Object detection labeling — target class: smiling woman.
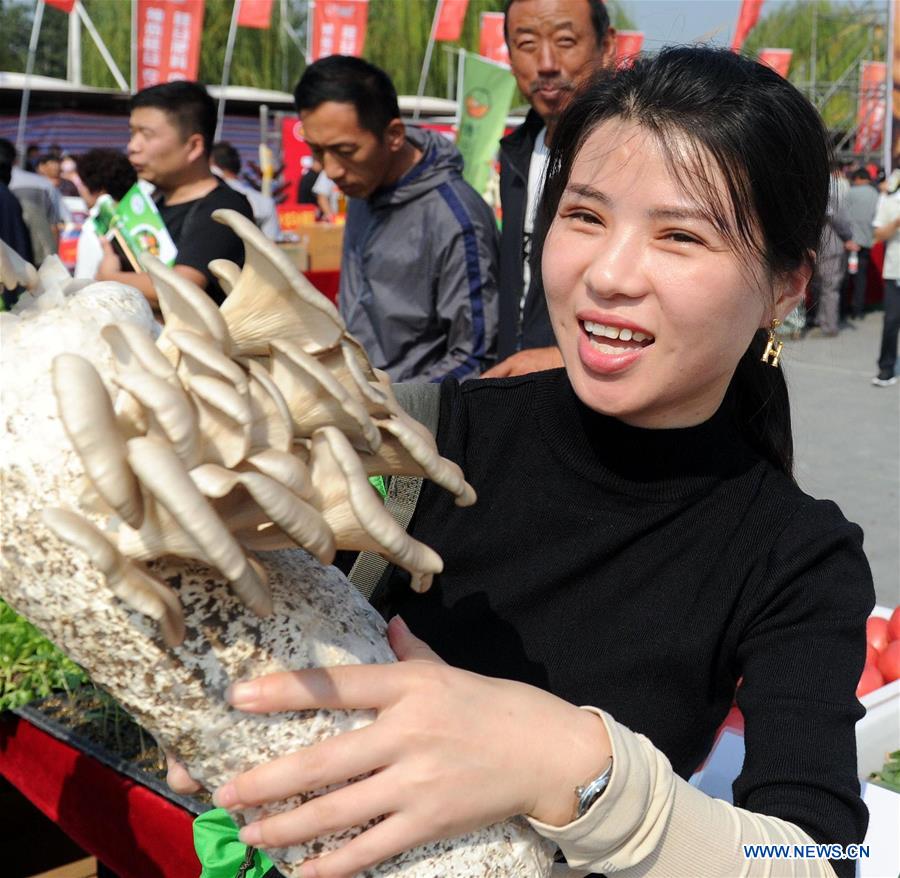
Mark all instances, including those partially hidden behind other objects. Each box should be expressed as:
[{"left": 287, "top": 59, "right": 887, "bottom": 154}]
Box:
[{"left": 188, "top": 48, "right": 874, "bottom": 878}]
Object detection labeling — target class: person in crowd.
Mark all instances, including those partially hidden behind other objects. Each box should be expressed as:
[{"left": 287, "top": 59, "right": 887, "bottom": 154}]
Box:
[
  {"left": 36, "top": 152, "right": 79, "bottom": 197},
  {"left": 844, "top": 167, "right": 879, "bottom": 320},
  {"left": 0, "top": 150, "right": 33, "bottom": 263},
  {"left": 484, "top": 0, "right": 616, "bottom": 378},
  {"left": 297, "top": 155, "right": 321, "bottom": 206},
  {"left": 210, "top": 141, "right": 280, "bottom": 240},
  {"left": 294, "top": 55, "right": 499, "bottom": 382},
  {"left": 73, "top": 148, "right": 137, "bottom": 279},
  {"left": 811, "top": 163, "right": 852, "bottom": 337},
  {"left": 871, "top": 176, "right": 900, "bottom": 386},
  {"left": 171, "top": 48, "right": 873, "bottom": 878},
  {"left": 24, "top": 143, "right": 40, "bottom": 173},
  {"left": 1, "top": 137, "right": 64, "bottom": 265},
  {"left": 59, "top": 153, "right": 83, "bottom": 198},
  {"left": 312, "top": 170, "right": 340, "bottom": 222},
  {"left": 96, "top": 80, "right": 254, "bottom": 307}
]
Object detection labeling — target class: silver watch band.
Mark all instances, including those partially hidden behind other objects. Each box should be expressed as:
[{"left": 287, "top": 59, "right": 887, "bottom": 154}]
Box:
[{"left": 574, "top": 756, "right": 614, "bottom": 819}]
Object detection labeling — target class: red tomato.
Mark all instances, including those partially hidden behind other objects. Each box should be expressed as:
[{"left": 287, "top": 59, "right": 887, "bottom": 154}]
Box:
[
  {"left": 857, "top": 663, "right": 884, "bottom": 697},
  {"left": 865, "top": 643, "right": 879, "bottom": 666},
  {"left": 866, "top": 616, "right": 890, "bottom": 653},
  {"left": 888, "top": 605, "right": 900, "bottom": 642},
  {"left": 877, "top": 640, "right": 900, "bottom": 683}
]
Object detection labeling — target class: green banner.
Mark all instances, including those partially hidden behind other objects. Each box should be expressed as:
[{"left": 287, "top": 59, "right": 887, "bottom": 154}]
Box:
[
  {"left": 456, "top": 52, "right": 518, "bottom": 196},
  {"left": 94, "top": 182, "right": 178, "bottom": 269}
]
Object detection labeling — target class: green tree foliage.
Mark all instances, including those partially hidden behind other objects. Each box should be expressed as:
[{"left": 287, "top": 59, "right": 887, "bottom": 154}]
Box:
[
  {"left": 3, "top": 0, "right": 635, "bottom": 98},
  {"left": 743, "top": 0, "right": 886, "bottom": 130}
]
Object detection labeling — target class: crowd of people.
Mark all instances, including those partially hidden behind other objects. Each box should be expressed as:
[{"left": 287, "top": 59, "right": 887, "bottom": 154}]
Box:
[{"left": 0, "top": 0, "right": 892, "bottom": 875}]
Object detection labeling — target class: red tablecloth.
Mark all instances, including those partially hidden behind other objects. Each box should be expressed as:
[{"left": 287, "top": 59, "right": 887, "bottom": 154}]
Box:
[
  {"left": 304, "top": 270, "right": 339, "bottom": 305},
  {"left": 0, "top": 713, "right": 199, "bottom": 878}
]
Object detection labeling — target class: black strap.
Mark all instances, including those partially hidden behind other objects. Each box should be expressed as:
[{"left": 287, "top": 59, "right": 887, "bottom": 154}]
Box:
[{"left": 347, "top": 382, "right": 441, "bottom": 600}]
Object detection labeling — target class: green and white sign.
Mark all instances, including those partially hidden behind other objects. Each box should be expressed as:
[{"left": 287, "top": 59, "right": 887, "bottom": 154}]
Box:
[{"left": 456, "top": 52, "right": 518, "bottom": 196}]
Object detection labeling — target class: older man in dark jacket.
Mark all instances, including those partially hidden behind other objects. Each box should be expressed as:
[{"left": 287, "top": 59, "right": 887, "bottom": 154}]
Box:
[{"left": 485, "top": 0, "right": 615, "bottom": 377}]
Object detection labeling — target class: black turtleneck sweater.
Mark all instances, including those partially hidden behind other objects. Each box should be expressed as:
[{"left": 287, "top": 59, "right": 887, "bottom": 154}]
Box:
[{"left": 372, "top": 370, "right": 874, "bottom": 876}]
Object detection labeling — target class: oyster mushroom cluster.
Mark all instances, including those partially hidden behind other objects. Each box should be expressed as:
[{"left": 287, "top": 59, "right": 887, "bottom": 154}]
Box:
[{"left": 43, "top": 209, "right": 476, "bottom": 648}]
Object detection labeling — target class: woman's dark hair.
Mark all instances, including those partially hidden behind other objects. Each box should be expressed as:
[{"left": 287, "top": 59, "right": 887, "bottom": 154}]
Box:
[
  {"left": 536, "top": 46, "right": 832, "bottom": 479},
  {"left": 130, "top": 80, "right": 216, "bottom": 156},
  {"left": 76, "top": 149, "right": 137, "bottom": 201},
  {"left": 294, "top": 56, "right": 400, "bottom": 138}
]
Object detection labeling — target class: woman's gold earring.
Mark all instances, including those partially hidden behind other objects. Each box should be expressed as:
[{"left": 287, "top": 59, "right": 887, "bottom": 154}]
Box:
[{"left": 760, "top": 319, "right": 783, "bottom": 368}]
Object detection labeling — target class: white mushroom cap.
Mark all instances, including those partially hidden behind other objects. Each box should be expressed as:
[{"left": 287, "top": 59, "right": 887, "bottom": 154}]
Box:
[
  {"left": 190, "top": 463, "right": 335, "bottom": 564},
  {"left": 168, "top": 329, "right": 249, "bottom": 396},
  {"left": 126, "top": 436, "right": 272, "bottom": 616},
  {"left": 309, "top": 427, "right": 442, "bottom": 592},
  {"left": 212, "top": 208, "right": 345, "bottom": 356},
  {"left": 101, "top": 322, "right": 178, "bottom": 384},
  {"left": 269, "top": 338, "right": 380, "bottom": 452},
  {"left": 52, "top": 353, "right": 144, "bottom": 529},
  {"left": 243, "top": 358, "right": 293, "bottom": 454},
  {"left": 365, "top": 416, "right": 476, "bottom": 507},
  {"left": 208, "top": 259, "right": 241, "bottom": 296},
  {"left": 42, "top": 508, "right": 185, "bottom": 646},
  {"left": 111, "top": 370, "right": 200, "bottom": 466},
  {"left": 0, "top": 238, "right": 39, "bottom": 291},
  {"left": 143, "top": 256, "right": 231, "bottom": 356},
  {"left": 186, "top": 374, "right": 252, "bottom": 468}
]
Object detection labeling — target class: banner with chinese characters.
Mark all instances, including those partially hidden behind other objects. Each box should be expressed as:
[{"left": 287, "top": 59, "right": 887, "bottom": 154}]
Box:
[
  {"left": 237, "top": 0, "right": 274, "bottom": 29},
  {"left": 855, "top": 61, "right": 886, "bottom": 154},
  {"left": 757, "top": 48, "right": 792, "bottom": 78},
  {"left": 310, "top": 0, "right": 369, "bottom": 61},
  {"left": 731, "top": 0, "right": 764, "bottom": 52},
  {"left": 478, "top": 11, "right": 509, "bottom": 65},
  {"left": 136, "top": 0, "right": 205, "bottom": 91},
  {"left": 615, "top": 31, "right": 643, "bottom": 68},
  {"left": 456, "top": 53, "right": 517, "bottom": 195}
]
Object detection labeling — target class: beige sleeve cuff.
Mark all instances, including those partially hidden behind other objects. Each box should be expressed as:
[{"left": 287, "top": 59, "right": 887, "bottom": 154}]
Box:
[{"left": 528, "top": 708, "right": 838, "bottom": 877}]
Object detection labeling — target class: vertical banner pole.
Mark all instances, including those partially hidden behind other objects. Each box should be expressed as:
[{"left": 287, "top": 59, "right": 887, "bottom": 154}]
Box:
[
  {"left": 216, "top": 0, "right": 242, "bottom": 141},
  {"left": 455, "top": 47, "right": 465, "bottom": 131},
  {"left": 16, "top": 0, "right": 45, "bottom": 165},
  {"left": 414, "top": 0, "right": 443, "bottom": 121},
  {"left": 131, "top": 0, "right": 138, "bottom": 93},
  {"left": 306, "top": 0, "right": 314, "bottom": 63}
]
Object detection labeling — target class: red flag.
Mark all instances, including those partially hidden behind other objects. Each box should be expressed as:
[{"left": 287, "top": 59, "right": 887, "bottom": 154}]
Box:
[
  {"left": 310, "top": 0, "right": 369, "bottom": 60},
  {"left": 854, "top": 61, "right": 886, "bottom": 154},
  {"left": 757, "top": 48, "right": 792, "bottom": 78},
  {"left": 136, "top": 0, "right": 205, "bottom": 91},
  {"left": 435, "top": 0, "right": 468, "bottom": 42},
  {"left": 237, "top": 0, "right": 273, "bottom": 29},
  {"left": 478, "top": 11, "right": 509, "bottom": 65},
  {"left": 45, "top": 0, "right": 76, "bottom": 11},
  {"left": 615, "top": 31, "right": 643, "bottom": 69},
  {"left": 731, "top": 0, "right": 764, "bottom": 52}
]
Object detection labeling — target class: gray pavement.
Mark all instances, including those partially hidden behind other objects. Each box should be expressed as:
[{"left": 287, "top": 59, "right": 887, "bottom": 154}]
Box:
[{"left": 783, "top": 314, "right": 899, "bottom": 608}]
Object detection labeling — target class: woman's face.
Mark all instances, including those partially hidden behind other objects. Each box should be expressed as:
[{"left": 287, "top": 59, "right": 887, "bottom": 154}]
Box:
[{"left": 543, "top": 119, "right": 800, "bottom": 428}]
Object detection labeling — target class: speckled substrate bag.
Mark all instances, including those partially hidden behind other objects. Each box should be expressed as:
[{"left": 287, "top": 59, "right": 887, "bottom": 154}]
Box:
[{"left": 0, "top": 226, "right": 554, "bottom": 878}]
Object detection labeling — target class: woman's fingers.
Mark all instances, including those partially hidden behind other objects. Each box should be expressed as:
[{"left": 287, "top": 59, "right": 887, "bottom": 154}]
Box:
[
  {"left": 227, "top": 664, "right": 403, "bottom": 713},
  {"left": 387, "top": 615, "right": 444, "bottom": 664},
  {"left": 239, "top": 773, "right": 393, "bottom": 850},
  {"left": 214, "top": 724, "right": 390, "bottom": 810},
  {"left": 294, "top": 814, "right": 430, "bottom": 878}
]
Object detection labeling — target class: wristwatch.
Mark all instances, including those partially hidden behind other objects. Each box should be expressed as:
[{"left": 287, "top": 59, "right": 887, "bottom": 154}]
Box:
[{"left": 574, "top": 757, "right": 614, "bottom": 820}]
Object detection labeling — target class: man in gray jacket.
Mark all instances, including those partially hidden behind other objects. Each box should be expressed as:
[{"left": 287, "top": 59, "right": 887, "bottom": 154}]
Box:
[{"left": 294, "top": 56, "right": 499, "bottom": 382}]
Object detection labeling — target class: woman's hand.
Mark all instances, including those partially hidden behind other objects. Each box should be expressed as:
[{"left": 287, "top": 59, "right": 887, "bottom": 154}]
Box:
[{"left": 214, "top": 616, "right": 610, "bottom": 877}]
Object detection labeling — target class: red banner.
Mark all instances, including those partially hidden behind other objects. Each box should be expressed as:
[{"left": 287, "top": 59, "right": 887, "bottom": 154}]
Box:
[
  {"left": 615, "top": 31, "right": 643, "bottom": 69},
  {"left": 310, "top": 0, "right": 369, "bottom": 61},
  {"left": 478, "top": 11, "right": 509, "bottom": 65},
  {"left": 136, "top": 0, "right": 205, "bottom": 91},
  {"left": 731, "top": 0, "right": 764, "bottom": 52},
  {"left": 435, "top": 0, "right": 468, "bottom": 42},
  {"left": 757, "top": 48, "right": 792, "bottom": 78},
  {"left": 45, "top": 0, "right": 76, "bottom": 12},
  {"left": 855, "top": 61, "right": 887, "bottom": 154},
  {"left": 237, "top": 0, "right": 273, "bottom": 29}
]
